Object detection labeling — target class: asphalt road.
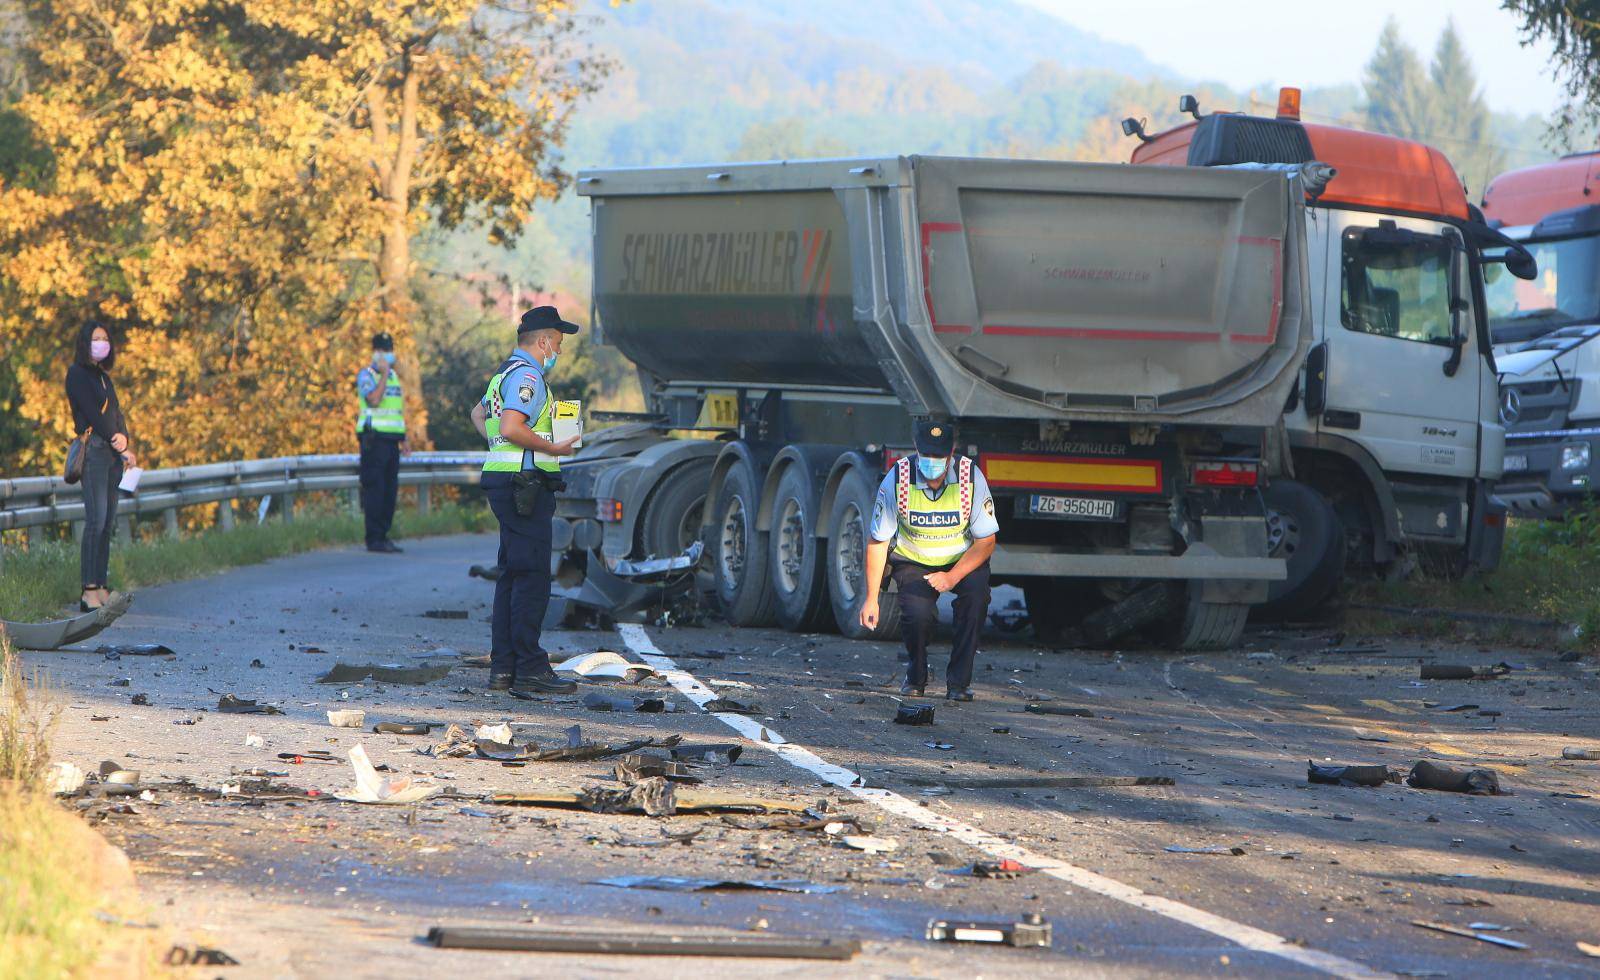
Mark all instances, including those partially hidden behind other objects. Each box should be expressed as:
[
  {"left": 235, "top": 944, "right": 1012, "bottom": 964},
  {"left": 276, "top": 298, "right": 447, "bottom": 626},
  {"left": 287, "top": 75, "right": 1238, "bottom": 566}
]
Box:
[{"left": 24, "top": 533, "right": 1600, "bottom": 978}]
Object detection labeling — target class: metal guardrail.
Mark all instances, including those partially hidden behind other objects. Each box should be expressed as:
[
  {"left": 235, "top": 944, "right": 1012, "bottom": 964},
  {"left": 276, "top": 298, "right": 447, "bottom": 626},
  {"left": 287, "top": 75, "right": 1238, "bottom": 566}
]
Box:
[{"left": 0, "top": 452, "right": 491, "bottom": 550}]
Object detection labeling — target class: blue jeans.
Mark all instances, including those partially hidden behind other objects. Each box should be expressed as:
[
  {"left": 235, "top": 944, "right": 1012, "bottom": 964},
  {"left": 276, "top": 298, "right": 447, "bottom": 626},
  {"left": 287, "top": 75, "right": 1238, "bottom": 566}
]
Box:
[
  {"left": 483, "top": 475, "right": 556, "bottom": 680},
  {"left": 79, "top": 436, "right": 123, "bottom": 589}
]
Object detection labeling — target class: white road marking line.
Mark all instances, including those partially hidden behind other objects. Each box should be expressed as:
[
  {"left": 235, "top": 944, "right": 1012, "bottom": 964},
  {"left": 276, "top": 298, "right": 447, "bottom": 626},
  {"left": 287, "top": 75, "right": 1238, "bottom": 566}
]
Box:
[{"left": 619, "top": 624, "right": 1390, "bottom": 980}]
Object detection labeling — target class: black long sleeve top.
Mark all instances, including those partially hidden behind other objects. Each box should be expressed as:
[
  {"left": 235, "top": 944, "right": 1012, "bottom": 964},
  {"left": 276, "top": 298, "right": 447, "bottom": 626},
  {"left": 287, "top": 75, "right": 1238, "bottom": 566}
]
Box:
[{"left": 65, "top": 363, "right": 126, "bottom": 443}]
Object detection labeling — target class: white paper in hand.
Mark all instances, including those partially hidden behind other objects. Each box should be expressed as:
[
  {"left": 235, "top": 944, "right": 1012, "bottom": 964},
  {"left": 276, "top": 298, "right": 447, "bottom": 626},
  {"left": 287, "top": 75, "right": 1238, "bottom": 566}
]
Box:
[{"left": 118, "top": 467, "right": 142, "bottom": 494}]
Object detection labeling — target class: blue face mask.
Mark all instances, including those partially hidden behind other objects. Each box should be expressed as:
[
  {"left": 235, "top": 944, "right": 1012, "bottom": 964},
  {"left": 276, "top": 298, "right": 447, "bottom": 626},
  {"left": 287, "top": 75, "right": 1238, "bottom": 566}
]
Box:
[
  {"left": 917, "top": 454, "right": 948, "bottom": 481},
  {"left": 541, "top": 351, "right": 559, "bottom": 372},
  {"left": 380, "top": 351, "right": 396, "bottom": 366}
]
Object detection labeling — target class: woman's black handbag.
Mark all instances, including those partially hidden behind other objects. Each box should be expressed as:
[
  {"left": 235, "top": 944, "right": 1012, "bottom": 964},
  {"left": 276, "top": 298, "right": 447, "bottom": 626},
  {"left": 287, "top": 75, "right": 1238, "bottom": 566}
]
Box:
[{"left": 63, "top": 428, "right": 92, "bottom": 484}]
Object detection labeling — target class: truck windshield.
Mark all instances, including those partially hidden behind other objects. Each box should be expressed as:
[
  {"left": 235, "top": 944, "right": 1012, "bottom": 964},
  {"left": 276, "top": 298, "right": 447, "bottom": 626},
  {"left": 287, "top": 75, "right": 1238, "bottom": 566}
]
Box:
[
  {"left": 1487, "top": 234, "right": 1600, "bottom": 345},
  {"left": 1340, "top": 229, "right": 1455, "bottom": 346}
]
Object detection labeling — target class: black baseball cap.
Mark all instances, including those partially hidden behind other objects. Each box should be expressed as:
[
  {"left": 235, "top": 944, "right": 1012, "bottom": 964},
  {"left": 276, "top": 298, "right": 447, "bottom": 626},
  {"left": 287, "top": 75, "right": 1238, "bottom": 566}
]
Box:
[
  {"left": 371, "top": 332, "right": 395, "bottom": 351},
  {"left": 518, "top": 305, "right": 580, "bottom": 335},
  {"left": 913, "top": 420, "right": 955, "bottom": 457}
]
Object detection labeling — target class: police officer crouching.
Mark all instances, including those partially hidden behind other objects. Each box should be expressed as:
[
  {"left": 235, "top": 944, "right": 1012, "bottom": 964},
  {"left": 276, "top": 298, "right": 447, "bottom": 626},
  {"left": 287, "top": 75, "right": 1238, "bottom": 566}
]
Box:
[
  {"left": 356, "top": 332, "right": 409, "bottom": 553},
  {"left": 859, "top": 421, "right": 998, "bottom": 700},
  {"left": 477, "top": 307, "right": 582, "bottom": 696}
]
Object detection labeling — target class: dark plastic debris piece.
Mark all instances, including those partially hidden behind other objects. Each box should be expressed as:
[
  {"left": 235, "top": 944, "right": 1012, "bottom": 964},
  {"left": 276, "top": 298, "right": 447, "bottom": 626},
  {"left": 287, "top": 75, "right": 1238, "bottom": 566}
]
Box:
[
  {"left": 423, "top": 609, "right": 470, "bottom": 620},
  {"left": 426, "top": 926, "right": 859, "bottom": 960},
  {"left": 703, "top": 697, "right": 761, "bottom": 715},
  {"left": 1024, "top": 704, "right": 1094, "bottom": 717},
  {"left": 1165, "top": 844, "right": 1247, "bottom": 856},
  {"left": 217, "top": 694, "right": 282, "bottom": 715},
  {"left": 669, "top": 743, "right": 743, "bottom": 765},
  {"left": 316, "top": 663, "right": 451, "bottom": 685},
  {"left": 373, "top": 722, "right": 432, "bottom": 735},
  {"left": 1307, "top": 761, "right": 1398, "bottom": 788},
  {"left": 926, "top": 913, "right": 1051, "bottom": 947},
  {"left": 165, "top": 946, "right": 239, "bottom": 966},
  {"left": 99, "top": 643, "right": 176, "bottom": 660},
  {"left": 1421, "top": 664, "right": 1509, "bottom": 680},
  {"left": 1408, "top": 759, "right": 1504, "bottom": 795},
  {"left": 895, "top": 704, "right": 936, "bottom": 726},
  {"left": 593, "top": 876, "right": 845, "bottom": 894}
]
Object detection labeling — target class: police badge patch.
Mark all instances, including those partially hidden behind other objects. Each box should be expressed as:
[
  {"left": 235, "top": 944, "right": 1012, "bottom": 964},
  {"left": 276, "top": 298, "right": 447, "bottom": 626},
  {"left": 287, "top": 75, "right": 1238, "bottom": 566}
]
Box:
[
  {"left": 983, "top": 496, "right": 995, "bottom": 517},
  {"left": 518, "top": 380, "right": 536, "bottom": 405}
]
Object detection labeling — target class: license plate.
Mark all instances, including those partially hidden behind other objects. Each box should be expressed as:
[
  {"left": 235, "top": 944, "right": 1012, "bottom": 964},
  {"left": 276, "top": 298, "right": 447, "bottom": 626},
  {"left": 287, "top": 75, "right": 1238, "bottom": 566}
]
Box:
[
  {"left": 1503, "top": 454, "right": 1528, "bottom": 473},
  {"left": 1027, "top": 494, "right": 1118, "bottom": 521}
]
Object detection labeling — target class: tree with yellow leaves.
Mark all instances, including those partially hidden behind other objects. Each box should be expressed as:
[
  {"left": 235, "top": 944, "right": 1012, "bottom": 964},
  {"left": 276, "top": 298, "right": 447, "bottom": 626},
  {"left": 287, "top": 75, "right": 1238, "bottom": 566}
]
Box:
[{"left": 0, "top": 0, "right": 607, "bottom": 473}]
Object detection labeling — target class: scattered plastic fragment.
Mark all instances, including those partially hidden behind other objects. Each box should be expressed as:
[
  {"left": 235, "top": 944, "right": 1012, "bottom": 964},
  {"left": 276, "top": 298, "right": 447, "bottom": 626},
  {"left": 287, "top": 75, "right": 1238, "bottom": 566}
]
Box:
[
  {"left": 1024, "top": 704, "right": 1094, "bottom": 718},
  {"left": 583, "top": 692, "right": 669, "bottom": 713},
  {"left": 704, "top": 697, "right": 761, "bottom": 715},
  {"left": 338, "top": 745, "right": 437, "bottom": 804},
  {"left": 326, "top": 709, "right": 365, "bottom": 728},
  {"left": 218, "top": 694, "right": 282, "bottom": 715},
  {"left": 1436, "top": 704, "right": 1480, "bottom": 713},
  {"left": 840, "top": 835, "right": 898, "bottom": 853},
  {"left": 1562, "top": 747, "right": 1600, "bottom": 761},
  {"left": 373, "top": 722, "right": 432, "bottom": 735},
  {"left": 1408, "top": 760, "right": 1504, "bottom": 796},
  {"left": 475, "top": 723, "right": 513, "bottom": 743},
  {"left": 615, "top": 752, "right": 700, "bottom": 785},
  {"left": 1421, "top": 664, "right": 1508, "bottom": 680},
  {"left": 554, "top": 651, "right": 658, "bottom": 682},
  {"left": 1165, "top": 844, "right": 1246, "bottom": 855},
  {"left": 130, "top": 693, "right": 150, "bottom": 706},
  {"left": 47, "top": 762, "right": 85, "bottom": 795},
  {"left": 165, "top": 946, "right": 239, "bottom": 966},
  {"left": 98, "top": 643, "right": 176, "bottom": 659},
  {"left": 317, "top": 663, "right": 451, "bottom": 685},
  {"left": 970, "top": 859, "right": 1035, "bottom": 879},
  {"left": 894, "top": 704, "right": 935, "bottom": 726},
  {"left": 924, "top": 741, "right": 955, "bottom": 751},
  {"left": 1351, "top": 727, "right": 1390, "bottom": 742},
  {"left": 593, "top": 876, "right": 844, "bottom": 894},
  {"left": 426, "top": 925, "right": 860, "bottom": 960},
  {"left": 1411, "top": 920, "right": 1527, "bottom": 950},
  {"left": 1577, "top": 941, "right": 1600, "bottom": 958},
  {"left": 669, "top": 743, "right": 744, "bottom": 765},
  {"left": 467, "top": 564, "right": 502, "bottom": 581},
  {"left": 926, "top": 913, "right": 1051, "bottom": 947},
  {"left": 423, "top": 609, "right": 470, "bottom": 620},
  {"left": 487, "top": 788, "right": 803, "bottom": 816},
  {"left": 1307, "top": 761, "right": 1398, "bottom": 788},
  {"left": 244, "top": 734, "right": 265, "bottom": 748},
  {"left": 907, "top": 774, "right": 1172, "bottom": 789}
]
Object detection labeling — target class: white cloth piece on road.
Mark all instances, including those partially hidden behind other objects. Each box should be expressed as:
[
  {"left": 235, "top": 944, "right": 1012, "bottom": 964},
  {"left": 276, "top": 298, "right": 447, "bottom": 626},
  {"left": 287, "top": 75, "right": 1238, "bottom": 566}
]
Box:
[
  {"left": 618, "top": 624, "right": 1388, "bottom": 980},
  {"left": 327, "top": 709, "right": 365, "bottom": 728},
  {"left": 552, "top": 650, "right": 658, "bottom": 682},
  {"left": 474, "top": 723, "right": 513, "bottom": 743},
  {"left": 339, "top": 744, "right": 437, "bottom": 805}
]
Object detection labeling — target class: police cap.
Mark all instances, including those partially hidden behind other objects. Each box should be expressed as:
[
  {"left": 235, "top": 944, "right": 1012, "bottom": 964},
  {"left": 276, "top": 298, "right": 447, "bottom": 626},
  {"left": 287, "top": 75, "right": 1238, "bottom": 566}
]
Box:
[
  {"left": 371, "top": 332, "right": 395, "bottom": 351},
  {"left": 913, "top": 420, "right": 955, "bottom": 457},
  {"left": 518, "top": 305, "right": 580, "bottom": 335}
]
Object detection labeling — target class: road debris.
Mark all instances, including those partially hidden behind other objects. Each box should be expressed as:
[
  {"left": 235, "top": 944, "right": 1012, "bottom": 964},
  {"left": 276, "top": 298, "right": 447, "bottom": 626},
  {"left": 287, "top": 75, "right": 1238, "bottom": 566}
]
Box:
[
  {"left": 217, "top": 694, "right": 282, "bottom": 715},
  {"left": 1421, "top": 664, "right": 1509, "bottom": 680},
  {"left": 1307, "top": 762, "right": 1399, "bottom": 788},
  {"left": 907, "top": 774, "right": 1173, "bottom": 789},
  {"left": 554, "top": 651, "right": 658, "bottom": 682},
  {"left": 326, "top": 709, "right": 365, "bottom": 728},
  {"left": 487, "top": 787, "right": 804, "bottom": 816},
  {"left": 1436, "top": 703, "right": 1480, "bottom": 712},
  {"left": 593, "top": 876, "right": 843, "bottom": 894},
  {"left": 703, "top": 697, "right": 761, "bottom": 714},
  {"left": 924, "top": 741, "right": 955, "bottom": 751},
  {"left": 278, "top": 750, "right": 339, "bottom": 764},
  {"left": 475, "top": 723, "right": 513, "bottom": 743},
  {"left": 1411, "top": 920, "right": 1527, "bottom": 950},
  {"left": 426, "top": 925, "right": 859, "bottom": 959},
  {"left": 424, "top": 724, "right": 475, "bottom": 758},
  {"left": 98, "top": 643, "right": 176, "bottom": 659},
  {"left": 583, "top": 692, "right": 670, "bottom": 713},
  {"left": 1024, "top": 704, "right": 1095, "bottom": 718},
  {"left": 165, "top": 946, "right": 240, "bottom": 966},
  {"left": 1351, "top": 727, "right": 1391, "bottom": 742},
  {"left": 130, "top": 693, "right": 150, "bottom": 705},
  {"left": 47, "top": 762, "right": 86, "bottom": 795},
  {"left": 670, "top": 743, "right": 743, "bottom": 764},
  {"left": 613, "top": 826, "right": 705, "bottom": 847},
  {"left": 317, "top": 663, "right": 452, "bottom": 685},
  {"left": 894, "top": 704, "right": 935, "bottom": 726},
  {"left": 1561, "top": 747, "right": 1600, "bottom": 761},
  {"left": 244, "top": 734, "right": 265, "bottom": 748},
  {"left": 467, "top": 564, "right": 502, "bottom": 581},
  {"left": 423, "top": 609, "right": 469, "bottom": 620},
  {"left": 1408, "top": 760, "right": 1505, "bottom": 796},
  {"left": 926, "top": 913, "right": 1052, "bottom": 948},
  {"left": 615, "top": 752, "right": 700, "bottom": 785},
  {"left": 373, "top": 722, "right": 431, "bottom": 735},
  {"left": 337, "top": 745, "right": 438, "bottom": 804},
  {"left": 1577, "top": 941, "right": 1600, "bottom": 958},
  {"left": 966, "top": 859, "right": 1036, "bottom": 879},
  {"left": 840, "top": 835, "right": 898, "bottom": 853},
  {"left": 0, "top": 591, "right": 132, "bottom": 650},
  {"left": 1165, "top": 844, "right": 1247, "bottom": 856}
]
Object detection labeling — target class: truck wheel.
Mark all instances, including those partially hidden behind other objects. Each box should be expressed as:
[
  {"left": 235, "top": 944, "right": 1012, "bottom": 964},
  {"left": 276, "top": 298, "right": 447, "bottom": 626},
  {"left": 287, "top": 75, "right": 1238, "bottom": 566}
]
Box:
[
  {"left": 769, "top": 464, "right": 833, "bottom": 632},
  {"left": 1081, "top": 582, "right": 1173, "bottom": 647},
  {"left": 1252, "top": 479, "right": 1345, "bottom": 622},
  {"left": 711, "top": 459, "right": 777, "bottom": 627},
  {"left": 640, "top": 462, "right": 712, "bottom": 560},
  {"left": 826, "top": 466, "right": 901, "bottom": 640},
  {"left": 1159, "top": 585, "right": 1249, "bottom": 651}
]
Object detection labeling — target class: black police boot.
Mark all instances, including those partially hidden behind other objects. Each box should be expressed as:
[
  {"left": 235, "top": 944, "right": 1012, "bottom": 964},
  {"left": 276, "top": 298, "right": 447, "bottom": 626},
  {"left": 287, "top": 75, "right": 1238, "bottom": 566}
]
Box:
[
  {"left": 510, "top": 668, "right": 577, "bottom": 697},
  {"left": 946, "top": 688, "right": 975, "bottom": 702},
  {"left": 900, "top": 679, "right": 925, "bottom": 696},
  {"left": 487, "top": 673, "right": 513, "bottom": 692},
  {"left": 382, "top": 538, "right": 404, "bottom": 553}
]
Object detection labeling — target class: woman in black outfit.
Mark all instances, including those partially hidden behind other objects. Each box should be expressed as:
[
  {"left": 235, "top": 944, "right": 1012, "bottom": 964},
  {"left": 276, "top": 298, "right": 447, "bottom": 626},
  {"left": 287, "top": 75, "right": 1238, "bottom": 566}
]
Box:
[{"left": 65, "top": 322, "right": 135, "bottom": 611}]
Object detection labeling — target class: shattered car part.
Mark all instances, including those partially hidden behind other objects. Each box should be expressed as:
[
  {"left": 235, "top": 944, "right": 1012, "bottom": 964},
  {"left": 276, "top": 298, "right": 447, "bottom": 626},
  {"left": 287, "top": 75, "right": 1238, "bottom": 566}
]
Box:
[
  {"left": 555, "top": 651, "right": 659, "bottom": 682},
  {"left": 425, "top": 925, "right": 860, "bottom": 960},
  {"left": 1165, "top": 844, "right": 1247, "bottom": 856},
  {"left": 611, "top": 540, "right": 704, "bottom": 579},
  {"left": 1562, "top": 747, "right": 1600, "bottom": 761},
  {"left": 316, "top": 663, "right": 452, "bottom": 685},
  {"left": 925, "top": 913, "right": 1051, "bottom": 948},
  {"left": 0, "top": 591, "right": 133, "bottom": 650},
  {"left": 1024, "top": 704, "right": 1095, "bottom": 718},
  {"left": 326, "top": 709, "right": 365, "bottom": 728},
  {"left": 422, "top": 724, "right": 475, "bottom": 758},
  {"left": 840, "top": 835, "right": 898, "bottom": 853},
  {"left": 906, "top": 774, "right": 1172, "bottom": 789},
  {"left": 532, "top": 734, "right": 681, "bottom": 763},
  {"left": 373, "top": 722, "right": 431, "bottom": 735},
  {"left": 47, "top": 762, "right": 86, "bottom": 795},
  {"left": 475, "top": 739, "right": 540, "bottom": 762},
  {"left": 217, "top": 694, "right": 282, "bottom": 715},
  {"left": 1411, "top": 920, "right": 1527, "bottom": 950},
  {"left": 894, "top": 704, "right": 936, "bottom": 726},
  {"left": 338, "top": 745, "right": 438, "bottom": 804},
  {"left": 583, "top": 692, "right": 669, "bottom": 713},
  {"left": 581, "top": 775, "right": 678, "bottom": 816},
  {"left": 1307, "top": 761, "right": 1399, "bottom": 788},
  {"left": 615, "top": 752, "right": 700, "bottom": 785},
  {"left": 99, "top": 642, "right": 175, "bottom": 660},
  {"left": 593, "top": 875, "right": 844, "bottom": 895},
  {"left": 486, "top": 789, "right": 804, "bottom": 816},
  {"left": 423, "top": 609, "right": 470, "bottom": 620},
  {"left": 1420, "top": 664, "right": 1509, "bottom": 680},
  {"left": 703, "top": 697, "right": 761, "bottom": 715},
  {"left": 165, "top": 946, "right": 240, "bottom": 967},
  {"left": 970, "top": 859, "right": 1035, "bottom": 880},
  {"left": 670, "top": 743, "right": 744, "bottom": 765},
  {"left": 1408, "top": 760, "right": 1505, "bottom": 795}
]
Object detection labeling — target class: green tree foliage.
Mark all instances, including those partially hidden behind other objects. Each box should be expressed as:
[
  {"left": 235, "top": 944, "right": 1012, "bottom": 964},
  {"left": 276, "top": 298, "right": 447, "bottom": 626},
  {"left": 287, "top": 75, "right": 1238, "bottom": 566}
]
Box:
[
  {"left": 1503, "top": 0, "right": 1600, "bottom": 143},
  {"left": 1362, "top": 19, "right": 1505, "bottom": 196}
]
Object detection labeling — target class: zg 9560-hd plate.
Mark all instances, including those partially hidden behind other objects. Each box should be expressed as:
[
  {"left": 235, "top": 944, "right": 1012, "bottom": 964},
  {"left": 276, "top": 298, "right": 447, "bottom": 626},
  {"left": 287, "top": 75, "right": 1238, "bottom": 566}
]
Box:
[{"left": 1018, "top": 494, "right": 1120, "bottom": 522}]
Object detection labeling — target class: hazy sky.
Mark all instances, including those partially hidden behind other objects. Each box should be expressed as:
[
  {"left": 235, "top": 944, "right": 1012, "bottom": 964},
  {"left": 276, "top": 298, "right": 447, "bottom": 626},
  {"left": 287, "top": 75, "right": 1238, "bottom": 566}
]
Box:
[{"left": 1023, "top": 0, "right": 1563, "bottom": 117}]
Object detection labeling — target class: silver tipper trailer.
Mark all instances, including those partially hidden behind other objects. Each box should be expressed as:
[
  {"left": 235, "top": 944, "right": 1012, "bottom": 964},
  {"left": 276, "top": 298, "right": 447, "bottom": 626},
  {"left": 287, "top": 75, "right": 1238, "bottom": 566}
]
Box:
[{"left": 558, "top": 156, "right": 1314, "bottom": 650}]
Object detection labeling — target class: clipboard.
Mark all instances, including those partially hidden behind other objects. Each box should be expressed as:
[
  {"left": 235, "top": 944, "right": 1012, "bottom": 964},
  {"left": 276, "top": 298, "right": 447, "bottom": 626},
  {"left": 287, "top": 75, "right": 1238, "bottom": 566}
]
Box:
[{"left": 534, "top": 400, "right": 582, "bottom": 465}]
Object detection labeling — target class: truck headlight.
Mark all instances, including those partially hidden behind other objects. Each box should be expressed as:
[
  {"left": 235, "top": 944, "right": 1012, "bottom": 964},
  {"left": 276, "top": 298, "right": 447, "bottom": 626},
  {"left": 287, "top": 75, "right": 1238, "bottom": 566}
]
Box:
[{"left": 1561, "top": 444, "right": 1591, "bottom": 471}]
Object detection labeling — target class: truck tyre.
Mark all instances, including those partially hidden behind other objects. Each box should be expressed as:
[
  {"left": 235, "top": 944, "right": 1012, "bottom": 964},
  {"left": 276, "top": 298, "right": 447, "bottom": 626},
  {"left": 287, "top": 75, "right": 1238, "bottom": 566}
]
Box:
[
  {"left": 1252, "top": 479, "right": 1345, "bottom": 622},
  {"left": 1022, "top": 578, "right": 1098, "bottom": 647},
  {"left": 710, "top": 459, "right": 777, "bottom": 627},
  {"left": 826, "top": 466, "right": 901, "bottom": 641},
  {"left": 639, "top": 461, "right": 713, "bottom": 560},
  {"left": 769, "top": 464, "right": 833, "bottom": 632},
  {"left": 1159, "top": 585, "right": 1249, "bottom": 651},
  {"left": 1081, "top": 582, "right": 1173, "bottom": 647}
]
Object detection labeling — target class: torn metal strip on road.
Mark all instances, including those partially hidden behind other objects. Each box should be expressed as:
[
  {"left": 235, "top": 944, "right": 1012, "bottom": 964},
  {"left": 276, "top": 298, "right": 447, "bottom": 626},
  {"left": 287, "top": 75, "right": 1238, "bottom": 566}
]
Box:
[
  {"left": 618, "top": 623, "right": 1392, "bottom": 980},
  {"left": 906, "top": 775, "right": 1174, "bottom": 789},
  {"left": 426, "top": 925, "right": 860, "bottom": 960}
]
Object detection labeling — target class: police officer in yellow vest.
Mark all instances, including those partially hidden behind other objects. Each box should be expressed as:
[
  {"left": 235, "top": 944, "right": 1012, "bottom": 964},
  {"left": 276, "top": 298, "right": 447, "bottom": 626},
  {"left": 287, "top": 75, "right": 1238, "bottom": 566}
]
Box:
[
  {"left": 356, "top": 332, "right": 409, "bottom": 553},
  {"left": 476, "top": 307, "right": 581, "bottom": 696},
  {"left": 859, "top": 421, "right": 998, "bottom": 701}
]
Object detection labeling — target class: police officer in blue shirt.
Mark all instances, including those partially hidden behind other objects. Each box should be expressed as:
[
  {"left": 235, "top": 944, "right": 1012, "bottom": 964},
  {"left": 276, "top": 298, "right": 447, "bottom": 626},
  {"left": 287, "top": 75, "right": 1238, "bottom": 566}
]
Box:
[
  {"left": 356, "top": 332, "right": 409, "bottom": 553},
  {"left": 476, "top": 307, "right": 582, "bottom": 696},
  {"left": 858, "top": 421, "right": 998, "bottom": 701}
]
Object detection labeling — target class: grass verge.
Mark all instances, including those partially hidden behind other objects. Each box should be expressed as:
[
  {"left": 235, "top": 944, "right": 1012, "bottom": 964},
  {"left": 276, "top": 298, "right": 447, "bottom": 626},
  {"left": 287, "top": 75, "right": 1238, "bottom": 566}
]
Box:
[
  {"left": 0, "top": 502, "right": 494, "bottom": 623},
  {"left": 1, "top": 638, "right": 161, "bottom": 978},
  {"left": 1349, "top": 507, "right": 1600, "bottom": 650}
]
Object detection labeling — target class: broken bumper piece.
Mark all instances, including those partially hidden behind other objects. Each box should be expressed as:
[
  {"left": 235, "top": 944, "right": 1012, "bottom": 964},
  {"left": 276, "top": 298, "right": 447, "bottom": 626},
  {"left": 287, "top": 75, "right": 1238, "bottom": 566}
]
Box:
[{"left": 426, "top": 925, "right": 860, "bottom": 960}]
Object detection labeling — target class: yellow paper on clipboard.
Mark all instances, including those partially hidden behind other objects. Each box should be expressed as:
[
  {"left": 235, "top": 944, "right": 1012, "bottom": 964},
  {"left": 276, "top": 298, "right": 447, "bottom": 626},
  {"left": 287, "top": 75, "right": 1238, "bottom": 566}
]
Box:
[{"left": 534, "top": 399, "right": 582, "bottom": 465}]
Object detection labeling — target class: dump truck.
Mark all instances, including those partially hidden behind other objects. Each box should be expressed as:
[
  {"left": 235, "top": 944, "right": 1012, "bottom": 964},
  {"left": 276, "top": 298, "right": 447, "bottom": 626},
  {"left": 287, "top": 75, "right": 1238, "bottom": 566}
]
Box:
[
  {"left": 1481, "top": 152, "right": 1600, "bottom": 518},
  {"left": 1126, "top": 89, "right": 1536, "bottom": 617},
  {"left": 550, "top": 155, "right": 1318, "bottom": 650}
]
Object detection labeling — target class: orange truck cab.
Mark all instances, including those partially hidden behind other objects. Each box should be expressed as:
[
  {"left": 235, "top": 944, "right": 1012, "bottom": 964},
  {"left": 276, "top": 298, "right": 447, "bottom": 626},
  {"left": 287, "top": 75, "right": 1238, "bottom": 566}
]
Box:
[
  {"left": 1481, "top": 153, "right": 1600, "bottom": 517},
  {"left": 1124, "top": 90, "right": 1534, "bottom": 615}
]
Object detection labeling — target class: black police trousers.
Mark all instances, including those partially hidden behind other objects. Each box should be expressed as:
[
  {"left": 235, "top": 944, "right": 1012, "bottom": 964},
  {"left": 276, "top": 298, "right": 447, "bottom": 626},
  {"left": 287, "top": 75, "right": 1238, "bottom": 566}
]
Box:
[
  {"left": 891, "top": 555, "right": 991, "bottom": 693},
  {"left": 358, "top": 433, "right": 401, "bottom": 547},
  {"left": 483, "top": 474, "right": 556, "bottom": 681}
]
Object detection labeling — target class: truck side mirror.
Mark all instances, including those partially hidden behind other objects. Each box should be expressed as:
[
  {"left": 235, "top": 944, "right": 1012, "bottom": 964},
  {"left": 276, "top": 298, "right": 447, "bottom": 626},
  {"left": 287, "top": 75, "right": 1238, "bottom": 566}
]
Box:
[{"left": 1303, "top": 343, "right": 1328, "bottom": 416}]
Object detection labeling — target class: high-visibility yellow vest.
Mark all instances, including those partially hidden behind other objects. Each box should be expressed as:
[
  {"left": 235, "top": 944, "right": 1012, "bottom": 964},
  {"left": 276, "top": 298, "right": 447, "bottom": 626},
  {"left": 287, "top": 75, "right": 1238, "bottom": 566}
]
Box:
[
  {"left": 891, "top": 456, "right": 974, "bottom": 566},
  {"left": 482, "top": 358, "right": 558, "bottom": 474},
  {"left": 356, "top": 368, "right": 406, "bottom": 435}
]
